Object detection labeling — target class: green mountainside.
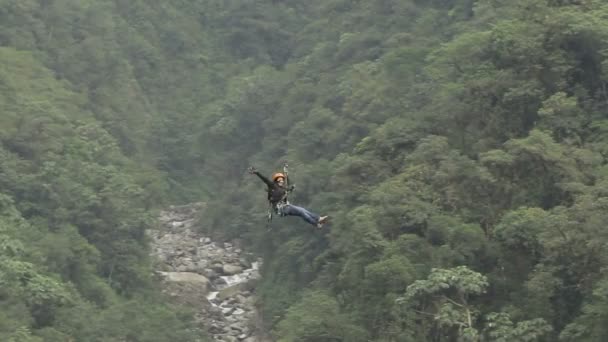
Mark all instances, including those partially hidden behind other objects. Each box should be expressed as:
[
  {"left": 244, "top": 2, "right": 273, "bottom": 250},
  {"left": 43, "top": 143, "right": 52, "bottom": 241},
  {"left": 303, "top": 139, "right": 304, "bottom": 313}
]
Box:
[{"left": 1, "top": 0, "right": 608, "bottom": 341}]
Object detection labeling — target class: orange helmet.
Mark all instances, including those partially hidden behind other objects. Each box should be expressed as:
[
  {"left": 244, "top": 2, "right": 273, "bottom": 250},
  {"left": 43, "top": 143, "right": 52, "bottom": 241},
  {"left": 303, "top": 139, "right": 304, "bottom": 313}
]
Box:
[{"left": 272, "top": 172, "right": 286, "bottom": 182}]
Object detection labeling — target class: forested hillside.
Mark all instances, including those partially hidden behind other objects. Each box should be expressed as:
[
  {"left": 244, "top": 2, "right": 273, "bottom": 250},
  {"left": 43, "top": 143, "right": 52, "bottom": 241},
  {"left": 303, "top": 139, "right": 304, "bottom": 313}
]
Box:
[
  {"left": 194, "top": 1, "right": 608, "bottom": 341},
  {"left": 2, "top": 0, "right": 608, "bottom": 341},
  {"left": 0, "top": 0, "right": 219, "bottom": 340}
]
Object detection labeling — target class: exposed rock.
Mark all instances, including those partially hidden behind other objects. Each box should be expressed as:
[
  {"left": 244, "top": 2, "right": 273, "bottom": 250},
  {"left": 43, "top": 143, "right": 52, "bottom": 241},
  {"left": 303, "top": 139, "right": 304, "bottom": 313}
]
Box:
[
  {"left": 212, "top": 263, "right": 225, "bottom": 273},
  {"left": 204, "top": 268, "right": 219, "bottom": 280},
  {"left": 218, "top": 280, "right": 257, "bottom": 301},
  {"left": 223, "top": 264, "right": 244, "bottom": 275},
  {"left": 158, "top": 271, "right": 210, "bottom": 285},
  {"left": 229, "top": 323, "right": 246, "bottom": 333},
  {"left": 222, "top": 307, "right": 235, "bottom": 316},
  {"left": 239, "top": 258, "right": 252, "bottom": 269},
  {"left": 152, "top": 202, "right": 266, "bottom": 342}
]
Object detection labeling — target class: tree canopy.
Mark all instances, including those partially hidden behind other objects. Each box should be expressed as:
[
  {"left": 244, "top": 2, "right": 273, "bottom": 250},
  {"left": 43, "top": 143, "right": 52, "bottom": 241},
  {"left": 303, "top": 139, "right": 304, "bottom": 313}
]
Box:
[{"left": 2, "top": 0, "right": 608, "bottom": 341}]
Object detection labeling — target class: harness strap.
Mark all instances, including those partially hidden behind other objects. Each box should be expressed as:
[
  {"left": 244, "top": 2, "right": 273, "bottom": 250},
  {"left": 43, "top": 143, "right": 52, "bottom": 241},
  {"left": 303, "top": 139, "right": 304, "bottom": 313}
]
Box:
[
  {"left": 266, "top": 162, "right": 294, "bottom": 229},
  {"left": 275, "top": 200, "right": 289, "bottom": 216},
  {"left": 266, "top": 202, "right": 274, "bottom": 231}
]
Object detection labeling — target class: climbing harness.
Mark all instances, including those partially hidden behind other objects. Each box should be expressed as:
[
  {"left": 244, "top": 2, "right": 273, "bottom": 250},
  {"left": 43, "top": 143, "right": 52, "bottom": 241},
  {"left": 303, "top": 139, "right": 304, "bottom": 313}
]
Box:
[{"left": 266, "top": 162, "right": 293, "bottom": 231}]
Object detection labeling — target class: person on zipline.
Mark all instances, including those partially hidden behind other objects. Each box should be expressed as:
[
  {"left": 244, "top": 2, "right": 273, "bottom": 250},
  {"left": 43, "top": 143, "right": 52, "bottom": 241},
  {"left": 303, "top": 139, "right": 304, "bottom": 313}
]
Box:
[{"left": 248, "top": 166, "right": 328, "bottom": 228}]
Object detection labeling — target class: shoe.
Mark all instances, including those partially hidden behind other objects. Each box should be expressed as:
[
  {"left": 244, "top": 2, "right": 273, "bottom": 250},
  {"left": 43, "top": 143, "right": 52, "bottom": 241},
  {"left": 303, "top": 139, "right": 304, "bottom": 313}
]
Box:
[{"left": 316, "top": 216, "right": 329, "bottom": 229}]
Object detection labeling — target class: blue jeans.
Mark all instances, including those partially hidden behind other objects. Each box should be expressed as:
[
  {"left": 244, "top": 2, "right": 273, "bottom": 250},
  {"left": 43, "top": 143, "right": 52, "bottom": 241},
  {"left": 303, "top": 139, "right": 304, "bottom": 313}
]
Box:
[{"left": 278, "top": 204, "right": 320, "bottom": 226}]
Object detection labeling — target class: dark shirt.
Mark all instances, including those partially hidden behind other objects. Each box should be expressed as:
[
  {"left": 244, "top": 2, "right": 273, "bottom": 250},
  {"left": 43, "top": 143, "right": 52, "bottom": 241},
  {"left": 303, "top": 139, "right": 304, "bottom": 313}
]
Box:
[{"left": 253, "top": 171, "right": 290, "bottom": 206}]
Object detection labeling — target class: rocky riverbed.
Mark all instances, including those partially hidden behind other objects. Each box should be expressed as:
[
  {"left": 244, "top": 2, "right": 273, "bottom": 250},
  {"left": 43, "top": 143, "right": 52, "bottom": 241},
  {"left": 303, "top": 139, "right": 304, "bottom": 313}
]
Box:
[{"left": 150, "top": 203, "right": 267, "bottom": 342}]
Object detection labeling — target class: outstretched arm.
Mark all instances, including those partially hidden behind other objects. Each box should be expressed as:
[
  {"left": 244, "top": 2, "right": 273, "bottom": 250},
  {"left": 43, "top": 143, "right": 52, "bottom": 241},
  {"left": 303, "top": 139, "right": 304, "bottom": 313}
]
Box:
[{"left": 248, "top": 167, "right": 273, "bottom": 187}]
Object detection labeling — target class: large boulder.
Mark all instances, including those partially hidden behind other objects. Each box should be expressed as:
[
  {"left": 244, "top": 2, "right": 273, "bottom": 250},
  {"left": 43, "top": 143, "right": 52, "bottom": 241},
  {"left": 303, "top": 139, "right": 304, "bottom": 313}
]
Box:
[
  {"left": 160, "top": 271, "right": 210, "bottom": 285},
  {"left": 218, "top": 279, "right": 257, "bottom": 301},
  {"left": 157, "top": 272, "right": 211, "bottom": 302},
  {"left": 222, "top": 264, "right": 243, "bottom": 275}
]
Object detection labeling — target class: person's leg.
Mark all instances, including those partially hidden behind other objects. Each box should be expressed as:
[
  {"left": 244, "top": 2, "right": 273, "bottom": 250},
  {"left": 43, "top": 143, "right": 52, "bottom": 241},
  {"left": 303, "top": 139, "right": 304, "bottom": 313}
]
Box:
[{"left": 281, "top": 204, "right": 320, "bottom": 226}]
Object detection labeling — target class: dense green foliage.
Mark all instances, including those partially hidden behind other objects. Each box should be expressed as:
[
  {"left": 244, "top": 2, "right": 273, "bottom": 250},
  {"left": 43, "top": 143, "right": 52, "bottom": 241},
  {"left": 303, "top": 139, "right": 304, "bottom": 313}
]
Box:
[
  {"left": 0, "top": 1, "right": 210, "bottom": 340},
  {"left": 3, "top": 0, "right": 608, "bottom": 341},
  {"left": 192, "top": 1, "right": 608, "bottom": 341}
]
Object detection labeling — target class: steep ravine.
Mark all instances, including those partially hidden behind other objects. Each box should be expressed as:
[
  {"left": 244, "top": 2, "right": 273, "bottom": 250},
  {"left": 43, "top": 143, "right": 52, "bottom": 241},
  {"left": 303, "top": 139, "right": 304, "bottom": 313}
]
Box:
[{"left": 150, "top": 203, "right": 269, "bottom": 342}]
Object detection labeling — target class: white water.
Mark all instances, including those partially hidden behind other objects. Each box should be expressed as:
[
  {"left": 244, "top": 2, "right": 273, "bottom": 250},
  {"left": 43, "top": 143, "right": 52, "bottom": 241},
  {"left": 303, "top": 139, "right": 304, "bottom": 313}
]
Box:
[
  {"left": 158, "top": 203, "right": 264, "bottom": 341},
  {"left": 220, "top": 273, "right": 248, "bottom": 288},
  {"left": 207, "top": 291, "right": 219, "bottom": 301},
  {"left": 218, "top": 261, "right": 260, "bottom": 289},
  {"left": 207, "top": 261, "right": 261, "bottom": 307}
]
